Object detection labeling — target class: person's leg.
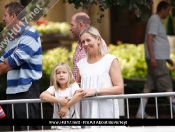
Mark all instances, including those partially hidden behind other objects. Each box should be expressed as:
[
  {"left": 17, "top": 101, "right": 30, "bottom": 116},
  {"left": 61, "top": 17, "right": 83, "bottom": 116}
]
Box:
[
  {"left": 136, "top": 59, "right": 155, "bottom": 118},
  {"left": 156, "top": 60, "right": 175, "bottom": 113},
  {"left": 166, "top": 89, "right": 175, "bottom": 113},
  {"left": 17, "top": 81, "right": 40, "bottom": 130},
  {"left": 7, "top": 94, "right": 28, "bottom": 131},
  {"left": 7, "top": 95, "right": 16, "bottom": 131},
  {"left": 137, "top": 88, "right": 151, "bottom": 118},
  {"left": 27, "top": 81, "right": 40, "bottom": 130},
  {"left": 7, "top": 81, "right": 40, "bottom": 131}
]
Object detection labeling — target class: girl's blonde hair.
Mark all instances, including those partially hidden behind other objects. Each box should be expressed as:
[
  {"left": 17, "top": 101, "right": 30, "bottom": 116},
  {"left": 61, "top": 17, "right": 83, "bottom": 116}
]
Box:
[
  {"left": 79, "top": 26, "right": 106, "bottom": 59},
  {"left": 50, "top": 62, "right": 75, "bottom": 90}
]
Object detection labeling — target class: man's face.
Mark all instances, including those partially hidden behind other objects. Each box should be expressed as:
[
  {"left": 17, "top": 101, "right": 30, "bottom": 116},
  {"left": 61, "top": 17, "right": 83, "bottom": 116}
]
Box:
[
  {"left": 3, "top": 8, "right": 15, "bottom": 29},
  {"left": 70, "top": 16, "right": 81, "bottom": 39},
  {"left": 163, "top": 6, "right": 171, "bottom": 19}
]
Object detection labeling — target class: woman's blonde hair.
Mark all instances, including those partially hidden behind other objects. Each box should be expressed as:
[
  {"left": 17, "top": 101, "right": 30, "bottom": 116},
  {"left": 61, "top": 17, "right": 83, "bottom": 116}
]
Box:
[
  {"left": 50, "top": 62, "right": 75, "bottom": 90},
  {"left": 79, "top": 26, "right": 106, "bottom": 59}
]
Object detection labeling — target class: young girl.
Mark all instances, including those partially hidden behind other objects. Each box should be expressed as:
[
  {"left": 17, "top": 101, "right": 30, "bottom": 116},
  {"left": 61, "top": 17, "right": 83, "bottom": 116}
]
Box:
[{"left": 40, "top": 62, "right": 84, "bottom": 130}]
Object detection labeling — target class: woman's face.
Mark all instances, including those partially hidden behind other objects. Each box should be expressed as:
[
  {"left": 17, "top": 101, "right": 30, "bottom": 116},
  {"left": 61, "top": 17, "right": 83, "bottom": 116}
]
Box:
[{"left": 80, "top": 32, "right": 100, "bottom": 54}]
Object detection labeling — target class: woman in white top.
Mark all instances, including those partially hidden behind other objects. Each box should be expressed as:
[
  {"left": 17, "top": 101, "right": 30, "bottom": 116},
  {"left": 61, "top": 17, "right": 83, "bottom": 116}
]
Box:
[
  {"left": 40, "top": 62, "right": 84, "bottom": 130},
  {"left": 76, "top": 26, "right": 124, "bottom": 121}
]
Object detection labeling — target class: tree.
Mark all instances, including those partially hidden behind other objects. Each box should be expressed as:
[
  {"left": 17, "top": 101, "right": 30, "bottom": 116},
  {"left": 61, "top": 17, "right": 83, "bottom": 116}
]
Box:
[
  {"left": 165, "top": 14, "right": 175, "bottom": 35},
  {"left": 171, "top": 0, "right": 175, "bottom": 17},
  {"left": 67, "top": 0, "right": 153, "bottom": 23},
  {"left": 67, "top": 0, "right": 175, "bottom": 23}
]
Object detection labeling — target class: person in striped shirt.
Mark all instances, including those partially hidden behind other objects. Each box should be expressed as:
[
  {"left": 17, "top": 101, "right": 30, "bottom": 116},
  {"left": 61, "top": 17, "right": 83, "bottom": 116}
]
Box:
[
  {"left": 70, "top": 12, "right": 108, "bottom": 79},
  {"left": 0, "top": 2, "right": 42, "bottom": 131}
]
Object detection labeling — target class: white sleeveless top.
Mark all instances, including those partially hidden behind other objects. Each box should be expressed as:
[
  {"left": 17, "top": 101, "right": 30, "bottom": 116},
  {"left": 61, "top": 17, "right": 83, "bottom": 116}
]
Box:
[
  {"left": 77, "top": 54, "right": 119, "bottom": 120},
  {"left": 47, "top": 83, "right": 81, "bottom": 129}
]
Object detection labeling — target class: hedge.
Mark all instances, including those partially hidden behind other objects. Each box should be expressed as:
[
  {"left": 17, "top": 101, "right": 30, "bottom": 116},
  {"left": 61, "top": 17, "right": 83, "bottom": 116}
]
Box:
[{"left": 1, "top": 43, "right": 175, "bottom": 97}]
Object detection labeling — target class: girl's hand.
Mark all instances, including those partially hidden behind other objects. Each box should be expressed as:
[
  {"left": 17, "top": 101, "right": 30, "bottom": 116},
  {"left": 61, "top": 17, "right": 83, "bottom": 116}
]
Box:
[
  {"left": 50, "top": 102, "right": 54, "bottom": 105},
  {"left": 58, "top": 106, "right": 68, "bottom": 117},
  {"left": 74, "top": 89, "right": 85, "bottom": 98},
  {"left": 59, "top": 96, "right": 68, "bottom": 106},
  {"left": 83, "top": 89, "right": 96, "bottom": 97}
]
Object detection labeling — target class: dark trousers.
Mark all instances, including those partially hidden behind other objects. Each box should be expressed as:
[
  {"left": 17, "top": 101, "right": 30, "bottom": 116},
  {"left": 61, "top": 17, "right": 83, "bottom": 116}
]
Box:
[{"left": 7, "top": 81, "right": 40, "bottom": 131}]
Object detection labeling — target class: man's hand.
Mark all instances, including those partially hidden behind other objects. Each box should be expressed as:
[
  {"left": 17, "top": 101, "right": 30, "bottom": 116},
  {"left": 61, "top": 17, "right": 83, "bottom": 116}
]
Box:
[
  {"left": 171, "top": 65, "right": 175, "bottom": 70},
  {"left": 150, "top": 58, "right": 157, "bottom": 68},
  {"left": 0, "top": 58, "right": 12, "bottom": 74}
]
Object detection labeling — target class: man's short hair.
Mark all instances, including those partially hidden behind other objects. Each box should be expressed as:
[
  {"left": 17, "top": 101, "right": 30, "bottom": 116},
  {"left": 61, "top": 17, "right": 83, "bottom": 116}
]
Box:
[
  {"left": 75, "top": 14, "right": 91, "bottom": 26},
  {"left": 5, "top": 2, "right": 26, "bottom": 20},
  {"left": 157, "top": 1, "right": 170, "bottom": 12}
]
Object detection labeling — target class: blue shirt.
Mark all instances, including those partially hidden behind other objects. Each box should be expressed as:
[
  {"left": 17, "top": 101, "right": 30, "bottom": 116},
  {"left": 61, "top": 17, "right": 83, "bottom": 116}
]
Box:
[{"left": 0, "top": 23, "right": 42, "bottom": 94}]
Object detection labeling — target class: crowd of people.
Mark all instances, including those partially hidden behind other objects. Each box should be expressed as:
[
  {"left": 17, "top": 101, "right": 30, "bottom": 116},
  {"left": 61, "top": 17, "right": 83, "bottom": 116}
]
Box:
[{"left": 0, "top": 0, "right": 175, "bottom": 131}]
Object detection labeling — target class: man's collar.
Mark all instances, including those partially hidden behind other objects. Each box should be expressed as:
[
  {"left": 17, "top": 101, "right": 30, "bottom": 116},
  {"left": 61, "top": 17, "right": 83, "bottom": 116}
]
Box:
[
  {"left": 78, "top": 40, "right": 83, "bottom": 48},
  {"left": 9, "top": 22, "right": 28, "bottom": 40},
  {"left": 18, "top": 22, "right": 28, "bottom": 35}
]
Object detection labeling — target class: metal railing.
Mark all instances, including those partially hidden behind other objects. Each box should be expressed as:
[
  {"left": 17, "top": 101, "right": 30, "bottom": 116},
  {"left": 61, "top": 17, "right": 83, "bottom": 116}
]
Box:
[{"left": 0, "top": 92, "right": 175, "bottom": 131}]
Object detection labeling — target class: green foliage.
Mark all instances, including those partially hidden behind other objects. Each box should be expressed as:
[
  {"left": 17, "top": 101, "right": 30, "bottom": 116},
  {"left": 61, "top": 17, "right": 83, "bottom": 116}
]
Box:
[
  {"left": 170, "top": 53, "right": 175, "bottom": 77},
  {"left": 66, "top": 0, "right": 175, "bottom": 23},
  {"left": 170, "top": 0, "right": 175, "bottom": 17},
  {"left": 108, "top": 44, "right": 147, "bottom": 78},
  {"left": 2, "top": 43, "right": 175, "bottom": 93},
  {"left": 67, "top": 0, "right": 153, "bottom": 22},
  {"left": 25, "top": 0, "right": 50, "bottom": 21},
  {"left": 41, "top": 43, "right": 175, "bottom": 85},
  {"left": 41, "top": 47, "right": 70, "bottom": 91},
  {"left": 165, "top": 14, "right": 175, "bottom": 35},
  {"left": 0, "top": 22, "right": 5, "bottom": 32},
  {"left": 32, "top": 22, "right": 71, "bottom": 36},
  {"left": 109, "top": 44, "right": 175, "bottom": 79},
  {"left": 42, "top": 47, "right": 72, "bottom": 77}
]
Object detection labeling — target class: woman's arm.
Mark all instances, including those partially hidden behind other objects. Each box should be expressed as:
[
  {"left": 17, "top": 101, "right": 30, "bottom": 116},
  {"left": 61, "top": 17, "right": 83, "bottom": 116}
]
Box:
[
  {"left": 40, "top": 91, "right": 68, "bottom": 106},
  {"left": 107, "top": 58, "right": 124, "bottom": 94},
  {"left": 76, "top": 69, "right": 81, "bottom": 84},
  {"left": 83, "top": 58, "right": 124, "bottom": 97}
]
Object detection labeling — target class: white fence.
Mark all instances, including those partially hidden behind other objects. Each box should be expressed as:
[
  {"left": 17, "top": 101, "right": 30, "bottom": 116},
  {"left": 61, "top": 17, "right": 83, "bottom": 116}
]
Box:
[{"left": 0, "top": 92, "right": 175, "bottom": 131}]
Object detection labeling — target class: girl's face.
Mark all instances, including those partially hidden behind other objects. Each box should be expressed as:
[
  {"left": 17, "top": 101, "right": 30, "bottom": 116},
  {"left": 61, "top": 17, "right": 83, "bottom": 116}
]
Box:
[
  {"left": 56, "top": 66, "right": 69, "bottom": 89},
  {"left": 80, "top": 33, "right": 100, "bottom": 54}
]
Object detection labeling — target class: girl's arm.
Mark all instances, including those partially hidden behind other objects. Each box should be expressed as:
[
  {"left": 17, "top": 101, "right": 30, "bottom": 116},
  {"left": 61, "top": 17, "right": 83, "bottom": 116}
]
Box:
[
  {"left": 59, "top": 89, "right": 84, "bottom": 117},
  {"left": 40, "top": 91, "right": 68, "bottom": 106}
]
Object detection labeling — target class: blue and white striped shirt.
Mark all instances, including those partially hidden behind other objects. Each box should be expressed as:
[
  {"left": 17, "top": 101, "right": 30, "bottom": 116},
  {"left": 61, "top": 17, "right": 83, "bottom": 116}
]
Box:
[{"left": 0, "top": 24, "right": 42, "bottom": 94}]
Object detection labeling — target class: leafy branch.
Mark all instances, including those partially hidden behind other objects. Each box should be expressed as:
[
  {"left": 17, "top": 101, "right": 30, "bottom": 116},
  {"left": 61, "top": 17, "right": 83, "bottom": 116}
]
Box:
[
  {"left": 67, "top": 0, "right": 153, "bottom": 23},
  {"left": 170, "top": 0, "right": 175, "bottom": 17}
]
